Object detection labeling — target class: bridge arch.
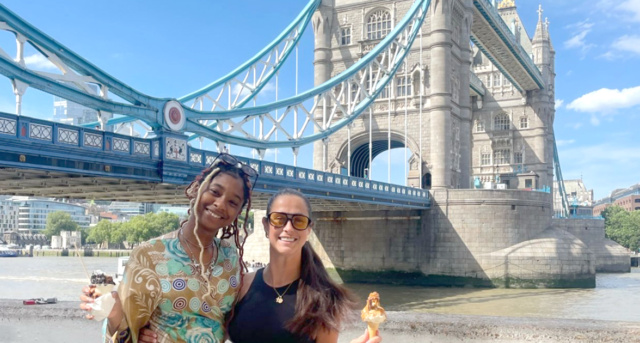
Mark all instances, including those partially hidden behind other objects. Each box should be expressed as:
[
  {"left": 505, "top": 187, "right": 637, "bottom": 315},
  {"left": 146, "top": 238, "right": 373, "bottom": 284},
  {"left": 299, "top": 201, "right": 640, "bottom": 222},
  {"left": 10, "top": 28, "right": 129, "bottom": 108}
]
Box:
[{"left": 334, "top": 130, "right": 424, "bottom": 180}]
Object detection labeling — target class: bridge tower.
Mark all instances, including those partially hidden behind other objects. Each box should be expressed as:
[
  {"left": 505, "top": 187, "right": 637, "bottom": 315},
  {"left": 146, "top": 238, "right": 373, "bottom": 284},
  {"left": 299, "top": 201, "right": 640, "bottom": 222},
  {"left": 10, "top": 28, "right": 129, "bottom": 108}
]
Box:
[
  {"left": 312, "top": 0, "right": 474, "bottom": 189},
  {"left": 470, "top": 0, "right": 556, "bottom": 191}
]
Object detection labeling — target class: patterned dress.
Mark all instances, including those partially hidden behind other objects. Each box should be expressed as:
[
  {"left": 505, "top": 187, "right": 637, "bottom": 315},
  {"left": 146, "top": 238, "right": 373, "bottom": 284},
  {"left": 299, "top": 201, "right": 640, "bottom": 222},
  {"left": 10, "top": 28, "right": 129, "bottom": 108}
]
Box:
[{"left": 105, "top": 230, "right": 240, "bottom": 343}]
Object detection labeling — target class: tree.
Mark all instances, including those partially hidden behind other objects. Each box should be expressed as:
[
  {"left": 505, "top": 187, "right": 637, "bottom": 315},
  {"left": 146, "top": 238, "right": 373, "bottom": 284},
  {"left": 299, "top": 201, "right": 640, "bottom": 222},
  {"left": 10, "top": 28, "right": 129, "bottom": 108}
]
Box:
[
  {"left": 603, "top": 205, "right": 640, "bottom": 251},
  {"left": 87, "top": 220, "right": 113, "bottom": 247},
  {"left": 43, "top": 211, "right": 79, "bottom": 239}
]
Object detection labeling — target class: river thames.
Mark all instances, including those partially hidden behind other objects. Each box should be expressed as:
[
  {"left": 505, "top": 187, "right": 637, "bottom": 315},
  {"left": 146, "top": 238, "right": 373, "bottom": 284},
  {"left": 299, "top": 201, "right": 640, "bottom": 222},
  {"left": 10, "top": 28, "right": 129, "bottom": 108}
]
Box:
[{"left": 1, "top": 256, "right": 639, "bottom": 323}]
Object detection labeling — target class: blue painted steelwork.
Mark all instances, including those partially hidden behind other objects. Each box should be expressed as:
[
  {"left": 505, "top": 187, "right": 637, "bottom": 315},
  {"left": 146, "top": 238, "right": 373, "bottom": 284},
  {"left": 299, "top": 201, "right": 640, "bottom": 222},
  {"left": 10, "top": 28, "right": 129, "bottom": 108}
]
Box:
[
  {"left": 179, "top": 0, "right": 320, "bottom": 104},
  {"left": 0, "top": 4, "right": 163, "bottom": 111},
  {"left": 0, "top": 112, "right": 429, "bottom": 209},
  {"left": 0, "top": 54, "right": 159, "bottom": 125},
  {"left": 179, "top": 0, "right": 432, "bottom": 149},
  {"left": 471, "top": 0, "right": 545, "bottom": 92},
  {"left": 0, "top": 0, "right": 431, "bottom": 150},
  {"left": 553, "top": 136, "right": 569, "bottom": 218},
  {"left": 81, "top": 0, "right": 322, "bottom": 131}
]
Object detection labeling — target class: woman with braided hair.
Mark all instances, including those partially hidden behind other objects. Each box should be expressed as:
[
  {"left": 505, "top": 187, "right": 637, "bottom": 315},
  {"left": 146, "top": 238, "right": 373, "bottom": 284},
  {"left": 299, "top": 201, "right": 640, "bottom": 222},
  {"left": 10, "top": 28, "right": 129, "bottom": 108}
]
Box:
[{"left": 80, "top": 154, "right": 257, "bottom": 343}]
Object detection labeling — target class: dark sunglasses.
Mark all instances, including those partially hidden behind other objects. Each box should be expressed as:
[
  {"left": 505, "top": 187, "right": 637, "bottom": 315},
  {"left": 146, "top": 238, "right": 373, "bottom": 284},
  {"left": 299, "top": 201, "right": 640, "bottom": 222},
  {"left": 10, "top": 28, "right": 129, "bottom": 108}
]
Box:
[
  {"left": 212, "top": 153, "right": 259, "bottom": 183},
  {"left": 267, "top": 212, "right": 312, "bottom": 231}
]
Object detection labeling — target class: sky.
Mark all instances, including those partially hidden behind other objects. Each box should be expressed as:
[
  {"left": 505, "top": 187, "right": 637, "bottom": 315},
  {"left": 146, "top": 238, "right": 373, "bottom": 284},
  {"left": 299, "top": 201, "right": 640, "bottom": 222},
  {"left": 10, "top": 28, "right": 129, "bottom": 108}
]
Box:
[{"left": 0, "top": 0, "right": 638, "bottom": 200}]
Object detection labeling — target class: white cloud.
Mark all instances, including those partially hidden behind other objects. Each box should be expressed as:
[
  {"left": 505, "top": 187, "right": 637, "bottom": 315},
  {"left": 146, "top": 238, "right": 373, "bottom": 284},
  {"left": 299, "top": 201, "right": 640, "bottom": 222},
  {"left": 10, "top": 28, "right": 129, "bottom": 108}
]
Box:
[
  {"left": 616, "top": 0, "right": 640, "bottom": 22},
  {"left": 612, "top": 35, "right": 640, "bottom": 55},
  {"left": 555, "top": 99, "right": 564, "bottom": 109},
  {"left": 567, "top": 86, "right": 640, "bottom": 113},
  {"left": 559, "top": 142, "right": 640, "bottom": 199},
  {"left": 232, "top": 81, "right": 275, "bottom": 100},
  {"left": 556, "top": 139, "right": 575, "bottom": 147},
  {"left": 569, "top": 122, "right": 583, "bottom": 130},
  {"left": 590, "top": 114, "right": 601, "bottom": 126},
  {"left": 24, "top": 53, "right": 57, "bottom": 71},
  {"left": 563, "top": 20, "right": 595, "bottom": 53}
]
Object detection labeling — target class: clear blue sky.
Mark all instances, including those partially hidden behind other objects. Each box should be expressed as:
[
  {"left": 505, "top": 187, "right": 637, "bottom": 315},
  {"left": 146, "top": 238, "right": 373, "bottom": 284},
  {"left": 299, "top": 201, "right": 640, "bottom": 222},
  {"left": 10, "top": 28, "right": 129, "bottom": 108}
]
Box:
[{"left": 1, "top": 0, "right": 639, "bottom": 200}]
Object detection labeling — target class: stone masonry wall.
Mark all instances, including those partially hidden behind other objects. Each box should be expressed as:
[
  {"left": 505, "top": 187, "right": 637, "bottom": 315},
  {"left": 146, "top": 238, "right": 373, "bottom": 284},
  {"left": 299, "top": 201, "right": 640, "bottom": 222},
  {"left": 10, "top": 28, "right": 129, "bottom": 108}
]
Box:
[{"left": 553, "top": 218, "right": 630, "bottom": 273}]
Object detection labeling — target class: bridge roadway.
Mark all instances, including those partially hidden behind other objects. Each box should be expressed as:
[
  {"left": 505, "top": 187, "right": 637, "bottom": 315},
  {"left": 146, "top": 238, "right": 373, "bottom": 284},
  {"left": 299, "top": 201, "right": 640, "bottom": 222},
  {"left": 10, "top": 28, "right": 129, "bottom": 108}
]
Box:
[
  {"left": 471, "top": 0, "right": 545, "bottom": 92},
  {"left": 0, "top": 112, "right": 429, "bottom": 211}
]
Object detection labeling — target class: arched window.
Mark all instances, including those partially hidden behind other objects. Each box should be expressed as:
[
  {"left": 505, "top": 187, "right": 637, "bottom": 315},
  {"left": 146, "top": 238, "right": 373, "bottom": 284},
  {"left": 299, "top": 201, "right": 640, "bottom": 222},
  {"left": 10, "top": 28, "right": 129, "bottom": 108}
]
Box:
[
  {"left": 367, "top": 10, "right": 392, "bottom": 40},
  {"left": 494, "top": 113, "right": 510, "bottom": 131}
]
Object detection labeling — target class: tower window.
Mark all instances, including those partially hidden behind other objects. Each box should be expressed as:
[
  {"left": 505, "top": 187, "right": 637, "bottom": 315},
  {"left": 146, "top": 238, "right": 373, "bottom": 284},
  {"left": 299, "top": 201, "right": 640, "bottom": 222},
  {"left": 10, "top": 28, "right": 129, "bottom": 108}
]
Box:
[
  {"left": 494, "top": 113, "right": 510, "bottom": 131},
  {"left": 494, "top": 149, "right": 511, "bottom": 165},
  {"left": 341, "top": 26, "right": 352, "bottom": 46},
  {"left": 520, "top": 116, "right": 529, "bottom": 129},
  {"left": 367, "top": 10, "right": 392, "bottom": 40},
  {"left": 396, "top": 76, "right": 412, "bottom": 97}
]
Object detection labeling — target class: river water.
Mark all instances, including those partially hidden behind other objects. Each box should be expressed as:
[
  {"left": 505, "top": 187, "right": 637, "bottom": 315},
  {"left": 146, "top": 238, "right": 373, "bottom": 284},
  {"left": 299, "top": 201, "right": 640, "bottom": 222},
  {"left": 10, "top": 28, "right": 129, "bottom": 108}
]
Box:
[{"left": 1, "top": 256, "right": 639, "bottom": 323}]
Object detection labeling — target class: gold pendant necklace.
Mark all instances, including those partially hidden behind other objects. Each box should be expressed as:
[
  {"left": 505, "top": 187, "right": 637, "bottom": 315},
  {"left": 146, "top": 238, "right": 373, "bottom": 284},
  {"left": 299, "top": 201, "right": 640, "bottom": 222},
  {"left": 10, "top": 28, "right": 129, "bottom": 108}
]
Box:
[{"left": 272, "top": 281, "right": 295, "bottom": 304}]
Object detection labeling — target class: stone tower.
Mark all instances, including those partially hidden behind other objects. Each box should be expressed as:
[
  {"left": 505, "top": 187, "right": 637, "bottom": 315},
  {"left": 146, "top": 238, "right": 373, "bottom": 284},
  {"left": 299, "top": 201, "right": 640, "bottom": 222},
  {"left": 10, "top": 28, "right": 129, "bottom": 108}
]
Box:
[
  {"left": 312, "top": 0, "right": 474, "bottom": 189},
  {"left": 470, "top": 0, "right": 556, "bottom": 191}
]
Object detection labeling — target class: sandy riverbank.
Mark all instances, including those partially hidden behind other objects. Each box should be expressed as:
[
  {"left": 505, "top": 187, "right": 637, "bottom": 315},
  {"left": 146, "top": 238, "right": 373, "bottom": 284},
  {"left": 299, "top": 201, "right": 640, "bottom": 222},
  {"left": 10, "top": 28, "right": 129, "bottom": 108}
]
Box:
[{"left": 2, "top": 299, "right": 639, "bottom": 343}]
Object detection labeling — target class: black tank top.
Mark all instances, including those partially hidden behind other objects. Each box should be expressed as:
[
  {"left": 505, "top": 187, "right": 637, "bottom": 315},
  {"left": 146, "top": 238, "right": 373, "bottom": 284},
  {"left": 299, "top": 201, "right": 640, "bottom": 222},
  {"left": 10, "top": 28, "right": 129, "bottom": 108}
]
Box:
[{"left": 228, "top": 268, "right": 314, "bottom": 343}]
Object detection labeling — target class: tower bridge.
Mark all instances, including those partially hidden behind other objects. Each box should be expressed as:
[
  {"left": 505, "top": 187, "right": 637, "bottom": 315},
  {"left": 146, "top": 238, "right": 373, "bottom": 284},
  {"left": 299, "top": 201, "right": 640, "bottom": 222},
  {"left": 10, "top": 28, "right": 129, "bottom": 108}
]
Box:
[{"left": 0, "top": 0, "right": 630, "bottom": 287}]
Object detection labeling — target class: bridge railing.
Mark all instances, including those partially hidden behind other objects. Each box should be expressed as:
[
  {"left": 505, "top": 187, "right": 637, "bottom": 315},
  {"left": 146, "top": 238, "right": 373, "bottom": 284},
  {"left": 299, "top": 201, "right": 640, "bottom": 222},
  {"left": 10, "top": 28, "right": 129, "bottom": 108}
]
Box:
[
  {"left": 1, "top": 112, "right": 429, "bottom": 206},
  {"left": 0, "top": 112, "right": 158, "bottom": 161},
  {"left": 186, "top": 146, "right": 430, "bottom": 205}
]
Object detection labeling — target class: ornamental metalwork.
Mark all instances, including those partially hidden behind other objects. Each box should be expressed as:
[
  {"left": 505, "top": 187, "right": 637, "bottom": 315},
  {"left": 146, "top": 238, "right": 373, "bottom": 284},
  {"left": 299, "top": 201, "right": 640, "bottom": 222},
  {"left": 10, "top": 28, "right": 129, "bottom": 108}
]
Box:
[
  {"left": 58, "top": 128, "right": 79, "bottom": 145},
  {"left": 84, "top": 132, "right": 102, "bottom": 148},
  {"left": 0, "top": 118, "right": 16, "bottom": 135},
  {"left": 29, "top": 123, "right": 52, "bottom": 141},
  {"left": 190, "top": 152, "right": 202, "bottom": 163},
  {"left": 113, "top": 138, "right": 130, "bottom": 152},
  {"left": 134, "top": 141, "right": 150, "bottom": 155}
]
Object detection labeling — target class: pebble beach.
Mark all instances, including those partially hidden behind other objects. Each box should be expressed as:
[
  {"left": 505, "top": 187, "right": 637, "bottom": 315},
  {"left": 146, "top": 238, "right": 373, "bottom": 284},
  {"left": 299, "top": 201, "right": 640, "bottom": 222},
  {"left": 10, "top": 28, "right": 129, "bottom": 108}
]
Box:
[{"left": 2, "top": 299, "right": 640, "bottom": 343}]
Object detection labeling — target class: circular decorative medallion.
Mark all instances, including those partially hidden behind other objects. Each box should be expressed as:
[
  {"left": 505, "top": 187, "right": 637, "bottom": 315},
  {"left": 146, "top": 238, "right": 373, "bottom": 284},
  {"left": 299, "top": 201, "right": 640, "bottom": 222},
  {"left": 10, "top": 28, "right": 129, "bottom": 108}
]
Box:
[
  {"left": 163, "top": 100, "right": 186, "bottom": 131},
  {"left": 173, "top": 297, "right": 187, "bottom": 310},
  {"left": 201, "top": 301, "right": 211, "bottom": 313},
  {"left": 172, "top": 278, "right": 187, "bottom": 291}
]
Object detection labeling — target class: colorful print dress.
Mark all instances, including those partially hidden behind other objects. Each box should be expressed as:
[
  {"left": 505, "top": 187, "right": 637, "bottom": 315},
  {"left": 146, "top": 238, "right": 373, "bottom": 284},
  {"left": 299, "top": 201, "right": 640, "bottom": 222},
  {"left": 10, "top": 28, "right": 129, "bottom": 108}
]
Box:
[{"left": 105, "top": 230, "right": 240, "bottom": 343}]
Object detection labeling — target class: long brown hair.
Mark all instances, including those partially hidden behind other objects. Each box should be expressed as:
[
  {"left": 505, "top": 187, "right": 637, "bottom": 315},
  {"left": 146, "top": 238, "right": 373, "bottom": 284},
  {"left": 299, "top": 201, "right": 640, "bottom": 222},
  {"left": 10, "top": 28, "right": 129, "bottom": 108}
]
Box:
[
  {"left": 266, "top": 188, "right": 358, "bottom": 337},
  {"left": 184, "top": 162, "right": 253, "bottom": 303}
]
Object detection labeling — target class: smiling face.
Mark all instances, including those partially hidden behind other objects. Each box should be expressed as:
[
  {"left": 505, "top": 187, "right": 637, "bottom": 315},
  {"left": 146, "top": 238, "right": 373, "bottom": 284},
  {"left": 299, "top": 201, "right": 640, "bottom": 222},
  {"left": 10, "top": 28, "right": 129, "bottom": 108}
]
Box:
[
  {"left": 197, "top": 172, "right": 245, "bottom": 232},
  {"left": 263, "top": 194, "right": 312, "bottom": 256}
]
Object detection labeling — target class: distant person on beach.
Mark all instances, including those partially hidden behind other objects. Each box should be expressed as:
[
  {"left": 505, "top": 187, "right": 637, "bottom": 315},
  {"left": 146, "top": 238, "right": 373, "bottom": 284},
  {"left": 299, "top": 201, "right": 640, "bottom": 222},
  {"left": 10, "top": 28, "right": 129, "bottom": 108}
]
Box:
[
  {"left": 80, "top": 153, "right": 257, "bottom": 342},
  {"left": 139, "top": 189, "right": 382, "bottom": 343}
]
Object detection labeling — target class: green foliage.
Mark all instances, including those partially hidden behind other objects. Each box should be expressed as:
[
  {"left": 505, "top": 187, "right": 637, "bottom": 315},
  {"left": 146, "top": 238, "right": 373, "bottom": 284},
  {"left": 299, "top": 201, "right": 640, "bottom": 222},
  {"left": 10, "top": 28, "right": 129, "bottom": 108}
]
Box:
[
  {"left": 87, "top": 220, "right": 114, "bottom": 246},
  {"left": 603, "top": 205, "right": 640, "bottom": 251},
  {"left": 86, "top": 212, "right": 180, "bottom": 247},
  {"left": 237, "top": 210, "right": 254, "bottom": 228},
  {"left": 43, "top": 211, "right": 79, "bottom": 239}
]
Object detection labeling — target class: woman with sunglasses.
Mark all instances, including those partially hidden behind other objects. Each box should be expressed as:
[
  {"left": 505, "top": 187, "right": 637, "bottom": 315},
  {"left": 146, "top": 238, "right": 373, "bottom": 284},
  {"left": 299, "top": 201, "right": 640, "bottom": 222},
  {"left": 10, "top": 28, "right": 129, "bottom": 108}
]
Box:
[
  {"left": 227, "top": 188, "right": 381, "bottom": 343},
  {"left": 79, "top": 154, "right": 258, "bottom": 343},
  {"left": 139, "top": 188, "right": 381, "bottom": 343}
]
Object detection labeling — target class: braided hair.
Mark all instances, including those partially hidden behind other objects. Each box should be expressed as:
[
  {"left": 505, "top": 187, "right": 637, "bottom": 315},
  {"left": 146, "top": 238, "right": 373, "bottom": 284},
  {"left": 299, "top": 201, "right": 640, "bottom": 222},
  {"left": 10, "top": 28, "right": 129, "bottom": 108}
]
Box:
[{"left": 183, "top": 162, "right": 253, "bottom": 304}]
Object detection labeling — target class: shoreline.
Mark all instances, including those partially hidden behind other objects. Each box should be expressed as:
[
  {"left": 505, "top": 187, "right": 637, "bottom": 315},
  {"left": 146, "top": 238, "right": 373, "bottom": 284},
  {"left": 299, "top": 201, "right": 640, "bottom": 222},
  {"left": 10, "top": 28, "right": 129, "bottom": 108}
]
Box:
[{"left": 2, "top": 299, "right": 639, "bottom": 342}]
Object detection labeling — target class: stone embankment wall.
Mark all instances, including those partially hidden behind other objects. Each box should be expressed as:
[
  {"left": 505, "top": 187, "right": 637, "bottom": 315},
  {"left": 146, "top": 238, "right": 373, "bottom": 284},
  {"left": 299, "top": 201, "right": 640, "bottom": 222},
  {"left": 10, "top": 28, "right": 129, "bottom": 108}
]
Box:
[
  {"left": 243, "top": 189, "right": 628, "bottom": 288},
  {"left": 553, "top": 218, "right": 630, "bottom": 272}
]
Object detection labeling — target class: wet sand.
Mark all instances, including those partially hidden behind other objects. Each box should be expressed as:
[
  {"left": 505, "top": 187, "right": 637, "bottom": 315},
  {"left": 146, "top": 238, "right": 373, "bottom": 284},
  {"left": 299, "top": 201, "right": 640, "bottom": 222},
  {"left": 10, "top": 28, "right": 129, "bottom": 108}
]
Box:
[{"left": 2, "top": 299, "right": 640, "bottom": 343}]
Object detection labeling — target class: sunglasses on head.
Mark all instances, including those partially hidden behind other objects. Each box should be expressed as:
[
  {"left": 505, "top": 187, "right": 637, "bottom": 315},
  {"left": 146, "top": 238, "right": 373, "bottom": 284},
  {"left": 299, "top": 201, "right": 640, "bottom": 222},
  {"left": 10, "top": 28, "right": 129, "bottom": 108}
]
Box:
[
  {"left": 267, "top": 212, "right": 312, "bottom": 231},
  {"left": 212, "top": 153, "right": 259, "bottom": 183}
]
